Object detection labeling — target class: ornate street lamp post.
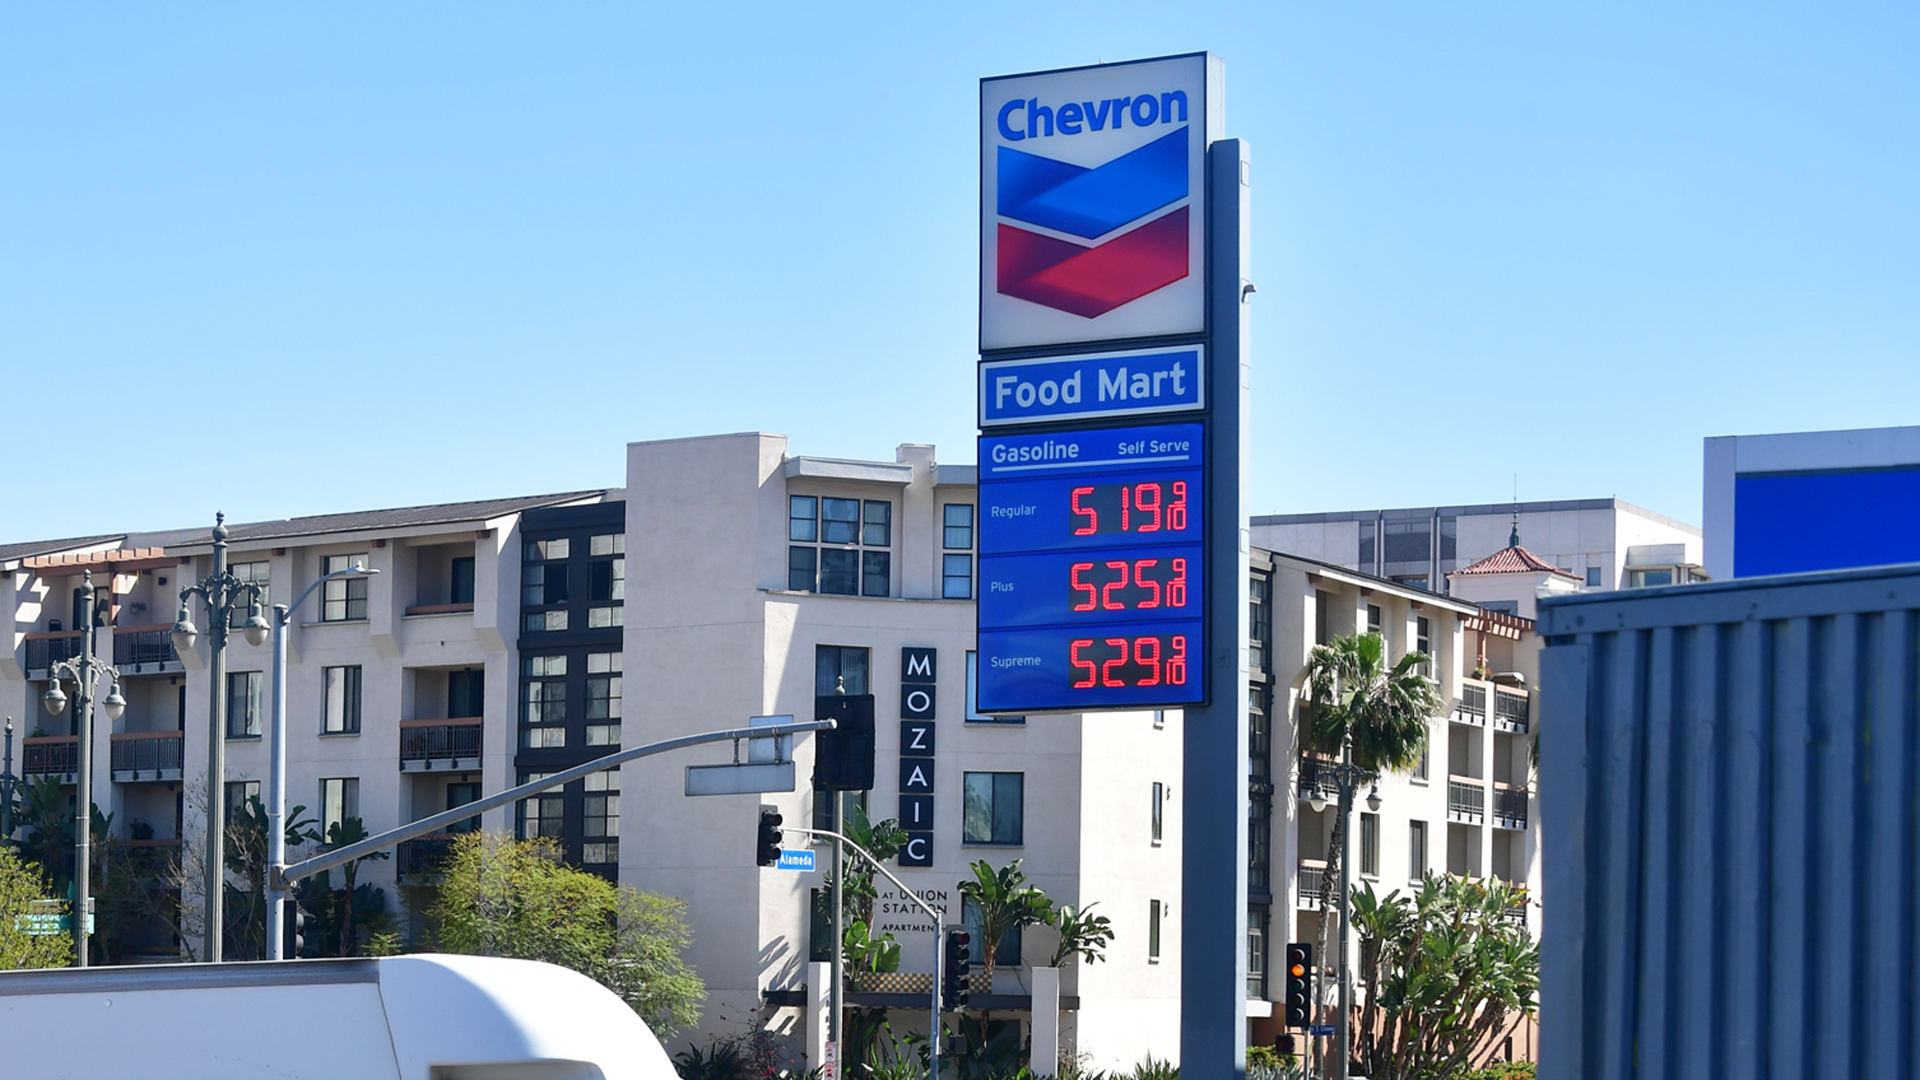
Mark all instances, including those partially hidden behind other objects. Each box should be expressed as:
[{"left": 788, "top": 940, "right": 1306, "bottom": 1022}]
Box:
[
  {"left": 1307, "top": 729, "right": 1380, "bottom": 1080},
  {"left": 40, "top": 569, "right": 127, "bottom": 967},
  {"left": 172, "top": 514, "right": 269, "bottom": 962}
]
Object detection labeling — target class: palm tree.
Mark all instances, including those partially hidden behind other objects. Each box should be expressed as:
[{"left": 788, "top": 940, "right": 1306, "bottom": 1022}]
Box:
[
  {"left": 1300, "top": 631, "right": 1442, "bottom": 1049},
  {"left": 957, "top": 858, "right": 1054, "bottom": 990}
]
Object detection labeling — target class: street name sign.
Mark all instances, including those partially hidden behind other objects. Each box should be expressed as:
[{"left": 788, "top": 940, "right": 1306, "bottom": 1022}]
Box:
[{"left": 775, "top": 849, "right": 816, "bottom": 872}]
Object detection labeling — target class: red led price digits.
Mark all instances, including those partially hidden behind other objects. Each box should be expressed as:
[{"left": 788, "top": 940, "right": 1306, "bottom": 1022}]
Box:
[
  {"left": 1066, "top": 482, "right": 1191, "bottom": 536},
  {"left": 1066, "top": 634, "right": 1190, "bottom": 688},
  {"left": 1064, "top": 558, "right": 1190, "bottom": 612}
]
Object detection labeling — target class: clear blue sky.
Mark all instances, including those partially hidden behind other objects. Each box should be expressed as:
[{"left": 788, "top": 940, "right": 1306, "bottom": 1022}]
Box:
[{"left": 5, "top": 4, "right": 1916, "bottom": 540}]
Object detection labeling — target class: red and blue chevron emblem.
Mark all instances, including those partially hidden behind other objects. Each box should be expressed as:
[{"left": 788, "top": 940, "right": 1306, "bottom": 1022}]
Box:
[{"left": 996, "top": 129, "right": 1190, "bottom": 318}]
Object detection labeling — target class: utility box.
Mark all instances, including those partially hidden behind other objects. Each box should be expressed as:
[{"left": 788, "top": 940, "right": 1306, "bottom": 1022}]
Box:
[{"left": 1537, "top": 564, "right": 1920, "bottom": 1078}]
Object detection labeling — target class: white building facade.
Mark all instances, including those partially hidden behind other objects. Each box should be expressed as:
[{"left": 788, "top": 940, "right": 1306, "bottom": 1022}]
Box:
[{"left": 1251, "top": 498, "right": 1704, "bottom": 596}]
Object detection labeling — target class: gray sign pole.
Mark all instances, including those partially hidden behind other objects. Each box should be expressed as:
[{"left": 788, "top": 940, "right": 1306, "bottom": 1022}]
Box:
[{"left": 1181, "top": 134, "right": 1252, "bottom": 1080}]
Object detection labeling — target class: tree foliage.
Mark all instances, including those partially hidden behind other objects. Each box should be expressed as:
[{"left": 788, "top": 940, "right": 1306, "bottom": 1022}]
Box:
[
  {"left": 432, "top": 831, "right": 705, "bottom": 1035},
  {"left": 1350, "top": 875, "right": 1539, "bottom": 1080},
  {"left": 1048, "top": 902, "right": 1114, "bottom": 968},
  {"left": 0, "top": 846, "right": 72, "bottom": 970},
  {"left": 957, "top": 858, "right": 1054, "bottom": 986}
]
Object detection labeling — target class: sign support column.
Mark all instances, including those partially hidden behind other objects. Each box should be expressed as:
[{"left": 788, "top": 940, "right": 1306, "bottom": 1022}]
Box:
[{"left": 1180, "top": 136, "right": 1251, "bottom": 1080}]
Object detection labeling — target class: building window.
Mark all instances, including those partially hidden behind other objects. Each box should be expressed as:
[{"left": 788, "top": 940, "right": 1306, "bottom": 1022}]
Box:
[
  {"left": 1630, "top": 568, "right": 1675, "bottom": 588},
  {"left": 225, "top": 780, "right": 261, "bottom": 818},
  {"left": 322, "top": 665, "right": 362, "bottom": 734},
  {"left": 517, "top": 771, "right": 563, "bottom": 839},
  {"left": 1247, "top": 903, "right": 1269, "bottom": 998},
  {"left": 1409, "top": 820, "right": 1428, "bottom": 881},
  {"left": 813, "top": 789, "right": 868, "bottom": 832},
  {"left": 1412, "top": 723, "right": 1430, "bottom": 783},
  {"left": 522, "top": 539, "right": 570, "bottom": 632},
  {"left": 1366, "top": 604, "right": 1382, "bottom": 637},
  {"left": 588, "top": 533, "right": 625, "bottom": 628},
  {"left": 1151, "top": 782, "right": 1164, "bottom": 844},
  {"left": 788, "top": 495, "right": 891, "bottom": 597},
  {"left": 965, "top": 651, "right": 1024, "bottom": 724},
  {"left": 816, "top": 645, "right": 869, "bottom": 697},
  {"left": 447, "top": 781, "right": 482, "bottom": 834},
  {"left": 449, "top": 668, "right": 484, "bottom": 719},
  {"left": 1358, "top": 521, "right": 1377, "bottom": 571},
  {"left": 228, "top": 561, "right": 270, "bottom": 628},
  {"left": 1585, "top": 566, "right": 1602, "bottom": 588},
  {"left": 789, "top": 496, "right": 818, "bottom": 542},
  {"left": 450, "top": 556, "right": 476, "bottom": 605},
  {"left": 522, "top": 654, "right": 568, "bottom": 748},
  {"left": 943, "top": 554, "right": 973, "bottom": 599},
  {"left": 1249, "top": 574, "right": 1270, "bottom": 675},
  {"left": 1361, "top": 812, "right": 1380, "bottom": 877},
  {"left": 322, "top": 554, "right": 370, "bottom": 621},
  {"left": 944, "top": 504, "right": 975, "bottom": 550},
  {"left": 1415, "top": 616, "right": 1432, "bottom": 678},
  {"left": 226, "top": 671, "right": 262, "bottom": 738},
  {"left": 320, "top": 777, "right": 360, "bottom": 836},
  {"left": 962, "top": 896, "right": 1022, "bottom": 968},
  {"left": 1149, "top": 899, "right": 1163, "bottom": 961},
  {"left": 963, "top": 772, "right": 1023, "bottom": 845},
  {"left": 582, "top": 770, "right": 619, "bottom": 867},
  {"left": 585, "top": 652, "right": 622, "bottom": 746},
  {"left": 1314, "top": 590, "right": 1332, "bottom": 646}
]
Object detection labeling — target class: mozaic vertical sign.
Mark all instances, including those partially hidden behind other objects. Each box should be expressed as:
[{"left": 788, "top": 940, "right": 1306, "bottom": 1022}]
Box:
[{"left": 980, "top": 54, "right": 1212, "bottom": 351}]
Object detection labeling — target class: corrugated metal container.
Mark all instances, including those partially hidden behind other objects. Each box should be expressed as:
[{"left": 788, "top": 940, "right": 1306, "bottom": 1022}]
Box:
[{"left": 1538, "top": 565, "right": 1920, "bottom": 1080}]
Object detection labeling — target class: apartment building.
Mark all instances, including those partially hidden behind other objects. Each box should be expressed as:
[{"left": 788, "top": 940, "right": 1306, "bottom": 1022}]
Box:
[
  {"left": 1249, "top": 551, "right": 1540, "bottom": 1058},
  {"left": 1251, "top": 498, "right": 1704, "bottom": 596},
  {"left": 0, "top": 432, "right": 1543, "bottom": 1068}
]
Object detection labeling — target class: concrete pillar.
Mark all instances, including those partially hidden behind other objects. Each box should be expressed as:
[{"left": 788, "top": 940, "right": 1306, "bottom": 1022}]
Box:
[
  {"left": 1031, "top": 965, "right": 1061, "bottom": 1076},
  {"left": 808, "top": 960, "right": 831, "bottom": 1074}
]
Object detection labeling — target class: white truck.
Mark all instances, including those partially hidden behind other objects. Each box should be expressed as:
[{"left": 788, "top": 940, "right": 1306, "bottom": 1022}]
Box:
[{"left": 0, "top": 953, "right": 680, "bottom": 1080}]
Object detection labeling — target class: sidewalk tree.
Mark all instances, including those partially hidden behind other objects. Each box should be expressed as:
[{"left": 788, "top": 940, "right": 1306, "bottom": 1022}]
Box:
[
  {"left": 1350, "top": 875, "right": 1539, "bottom": 1079},
  {"left": 1301, "top": 631, "right": 1441, "bottom": 1037},
  {"left": 957, "top": 858, "right": 1054, "bottom": 988},
  {"left": 434, "top": 831, "right": 704, "bottom": 1035},
  {"left": 0, "top": 847, "right": 70, "bottom": 970}
]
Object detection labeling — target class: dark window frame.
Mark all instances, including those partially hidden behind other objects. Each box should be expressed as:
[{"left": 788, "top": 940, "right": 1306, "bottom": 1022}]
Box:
[
  {"left": 962, "top": 771, "right": 1024, "bottom": 845},
  {"left": 322, "top": 664, "right": 362, "bottom": 735}
]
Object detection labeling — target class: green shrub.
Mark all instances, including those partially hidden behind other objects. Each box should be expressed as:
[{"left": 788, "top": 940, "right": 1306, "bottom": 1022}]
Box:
[{"left": 1462, "top": 1063, "right": 1535, "bottom": 1080}]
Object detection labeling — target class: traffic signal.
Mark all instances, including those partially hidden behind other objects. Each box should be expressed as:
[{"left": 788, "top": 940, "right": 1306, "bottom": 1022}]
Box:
[
  {"left": 942, "top": 928, "right": 972, "bottom": 1010},
  {"left": 812, "top": 694, "right": 876, "bottom": 791},
  {"left": 1274, "top": 1034, "right": 1296, "bottom": 1056},
  {"left": 1284, "top": 942, "right": 1314, "bottom": 1027},
  {"left": 282, "top": 904, "right": 308, "bottom": 958},
  {"left": 756, "top": 810, "right": 784, "bottom": 867}
]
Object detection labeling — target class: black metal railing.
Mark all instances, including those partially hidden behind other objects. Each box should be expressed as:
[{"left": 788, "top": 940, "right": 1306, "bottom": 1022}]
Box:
[
  {"left": 1456, "top": 683, "right": 1487, "bottom": 722},
  {"left": 399, "top": 719, "right": 483, "bottom": 765},
  {"left": 1298, "top": 756, "right": 1340, "bottom": 803},
  {"left": 1493, "top": 787, "right": 1529, "bottom": 826},
  {"left": 111, "top": 732, "right": 185, "bottom": 776},
  {"left": 398, "top": 835, "right": 457, "bottom": 878},
  {"left": 1494, "top": 689, "right": 1530, "bottom": 731},
  {"left": 1297, "top": 863, "right": 1328, "bottom": 905},
  {"left": 24, "top": 633, "right": 82, "bottom": 671},
  {"left": 23, "top": 737, "right": 78, "bottom": 777},
  {"left": 113, "top": 627, "right": 180, "bottom": 669},
  {"left": 1447, "top": 781, "right": 1485, "bottom": 819}
]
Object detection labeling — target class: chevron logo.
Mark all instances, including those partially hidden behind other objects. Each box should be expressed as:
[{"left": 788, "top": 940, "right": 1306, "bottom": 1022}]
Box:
[{"left": 995, "top": 129, "right": 1190, "bottom": 319}]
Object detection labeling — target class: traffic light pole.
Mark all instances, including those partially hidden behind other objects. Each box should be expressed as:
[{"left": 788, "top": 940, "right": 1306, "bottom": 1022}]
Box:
[
  {"left": 788, "top": 826, "right": 941, "bottom": 1080},
  {"left": 277, "top": 719, "right": 836, "bottom": 889}
]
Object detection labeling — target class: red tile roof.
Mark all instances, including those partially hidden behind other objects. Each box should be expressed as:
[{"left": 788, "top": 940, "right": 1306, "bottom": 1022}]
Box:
[{"left": 1451, "top": 545, "right": 1581, "bottom": 580}]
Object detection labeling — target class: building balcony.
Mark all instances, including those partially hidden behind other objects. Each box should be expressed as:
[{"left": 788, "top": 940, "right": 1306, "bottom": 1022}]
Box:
[
  {"left": 23, "top": 631, "right": 82, "bottom": 675},
  {"left": 1492, "top": 785, "right": 1529, "bottom": 829},
  {"left": 1447, "top": 778, "right": 1486, "bottom": 824},
  {"left": 397, "top": 833, "right": 462, "bottom": 881},
  {"left": 1492, "top": 687, "right": 1530, "bottom": 734},
  {"left": 112, "top": 623, "right": 182, "bottom": 674},
  {"left": 111, "top": 731, "right": 185, "bottom": 782},
  {"left": 22, "top": 736, "right": 78, "bottom": 782},
  {"left": 404, "top": 602, "right": 475, "bottom": 618},
  {"left": 399, "top": 718, "right": 483, "bottom": 772},
  {"left": 1296, "top": 859, "right": 1329, "bottom": 908},
  {"left": 119, "top": 838, "right": 183, "bottom": 882},
  {"left": 1453, "top": 682, "right": 1487, "bottom": 726},
  {"left": 1297, "top": 756, "right": 1340, "bottom": 804}
]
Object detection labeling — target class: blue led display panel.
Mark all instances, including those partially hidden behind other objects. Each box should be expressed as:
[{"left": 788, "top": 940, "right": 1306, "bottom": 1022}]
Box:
[
  {"left": 977, "top": 423, "right": 1205, "bottom": 712},
  {"left": 1735, "top": 467, "right": 1920, "bottom": 577}
]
